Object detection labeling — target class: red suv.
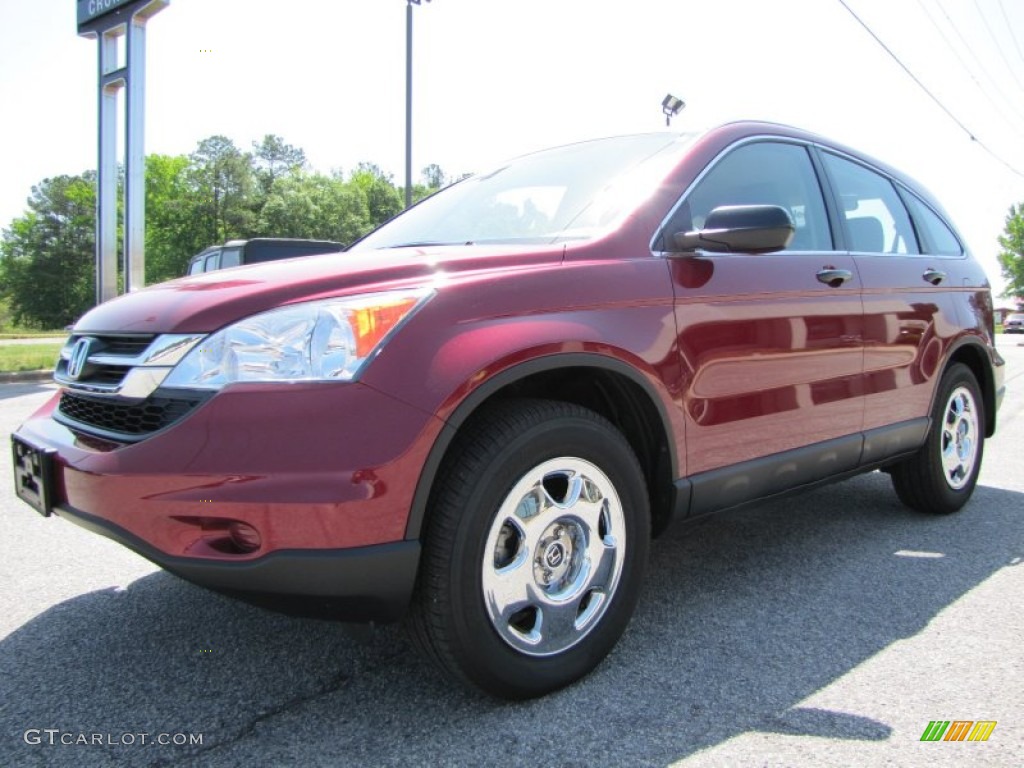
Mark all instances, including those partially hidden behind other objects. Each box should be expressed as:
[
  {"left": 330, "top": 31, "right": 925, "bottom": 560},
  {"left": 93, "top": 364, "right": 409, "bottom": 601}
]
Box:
[{"left": 12, "top": 122, "right": 1005, "bottom": 698}]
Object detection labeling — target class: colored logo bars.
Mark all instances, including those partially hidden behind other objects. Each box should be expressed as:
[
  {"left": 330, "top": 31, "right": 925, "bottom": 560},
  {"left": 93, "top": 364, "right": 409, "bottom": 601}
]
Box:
[{"left": 920, "top": 720, "right": 997, "bottom": 742}]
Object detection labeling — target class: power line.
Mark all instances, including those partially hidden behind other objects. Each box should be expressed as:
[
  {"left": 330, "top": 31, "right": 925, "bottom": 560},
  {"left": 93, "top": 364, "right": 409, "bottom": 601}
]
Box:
[
  {"left": 934, "top": 0, "right": 1024, "bottom": 122},
  {"left": 916, "top": 0, "right": 1024, "bottom": 128},
  {"left": 835, "top": 0, "right": 1024, "bottom": 179},
  {"left": 972, "top": 0, "right": 1024, "bottom": 97},
  {"left": 997, "top": 0, "right": 1024, "bottom": 67}
]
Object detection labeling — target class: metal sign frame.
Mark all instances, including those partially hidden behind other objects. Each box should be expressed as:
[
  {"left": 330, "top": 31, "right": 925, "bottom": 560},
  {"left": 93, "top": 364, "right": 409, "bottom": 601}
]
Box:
[{"left": 78, "top": 0, "right": 168, "bottom": 302}]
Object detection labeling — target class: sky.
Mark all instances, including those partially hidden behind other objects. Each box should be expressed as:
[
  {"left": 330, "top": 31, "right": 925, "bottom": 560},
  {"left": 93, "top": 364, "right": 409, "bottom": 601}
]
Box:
[{"left": 1, "top": 0, "right": 1023, "bottom": 299}]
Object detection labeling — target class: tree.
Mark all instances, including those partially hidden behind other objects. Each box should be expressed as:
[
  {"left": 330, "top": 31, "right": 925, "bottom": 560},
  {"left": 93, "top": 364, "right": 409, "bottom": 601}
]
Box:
[
  {"left": 422, "top": 163, "right": 446, "bottom": 190},
  {"left": 253, "top": 134, "right": 306, "bottom": 195},
  {"left": 0, "top": 173, "right": 96, "bottom": 328},
  {"left": 998, "top": 203, "right": 1024, "bottom": 302},
  {"left": 187, "top": 136, "right": 257, "bottom": 244},
  {"left": 349, "top": 162, "right": 403, "bottom": 227},
  {"left": 145, "top": 153, "right": 198, "bottom": 283},
  {"left": 257, "top": 172, "right": 371, "bottom": 244}
]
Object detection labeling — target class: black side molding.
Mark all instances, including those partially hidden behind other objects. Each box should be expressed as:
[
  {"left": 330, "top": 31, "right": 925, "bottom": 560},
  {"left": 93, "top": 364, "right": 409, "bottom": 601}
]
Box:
[{"left": 668, "top": 419, "right": 929, "bottom": 527}]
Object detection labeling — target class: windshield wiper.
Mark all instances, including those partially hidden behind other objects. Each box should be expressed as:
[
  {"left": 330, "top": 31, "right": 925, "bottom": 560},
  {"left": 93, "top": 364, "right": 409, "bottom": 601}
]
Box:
[{"left": 387, "top": 241, "right": 475, "bottom": 248}]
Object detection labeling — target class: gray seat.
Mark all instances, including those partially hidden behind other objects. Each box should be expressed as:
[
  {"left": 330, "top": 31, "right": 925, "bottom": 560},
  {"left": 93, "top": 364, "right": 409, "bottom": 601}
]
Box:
[{"left": 846, "top": 216, "right": 884, "bottom": 253}]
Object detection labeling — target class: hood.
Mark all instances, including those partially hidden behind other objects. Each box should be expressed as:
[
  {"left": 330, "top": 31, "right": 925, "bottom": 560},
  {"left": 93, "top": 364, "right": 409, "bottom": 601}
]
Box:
[{"left": 73, "top": 245, "right": 564, "bottom": 334}]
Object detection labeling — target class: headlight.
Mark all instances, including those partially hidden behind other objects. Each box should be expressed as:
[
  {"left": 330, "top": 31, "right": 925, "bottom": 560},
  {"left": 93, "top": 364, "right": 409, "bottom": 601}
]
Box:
[{"left": 163, "top": 289, "right": 431, "bottom": 390}]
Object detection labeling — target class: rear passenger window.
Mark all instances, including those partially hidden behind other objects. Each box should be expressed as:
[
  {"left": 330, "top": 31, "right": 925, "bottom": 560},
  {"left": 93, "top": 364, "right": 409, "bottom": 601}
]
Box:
[
  {"left": 220, "top": 248, "right": 242, "bottom": 269},
  {"left": 902, "top": 193, "right": 962, "bottom": 256},
  {"left": 822, "top": 153, "right": 918, "bottom": 254},
  {"left": 667, "top": 141, "right": 832, "bottom": 251}
]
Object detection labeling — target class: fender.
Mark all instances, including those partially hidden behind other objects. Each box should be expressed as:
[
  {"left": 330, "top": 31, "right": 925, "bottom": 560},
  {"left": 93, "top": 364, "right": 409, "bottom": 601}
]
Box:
[
  {"left": 936, "top": 332, "right": 1003, "bottom": 437},
  {"left": 403, "top": 350, "right": 682, "bottom": 541}
]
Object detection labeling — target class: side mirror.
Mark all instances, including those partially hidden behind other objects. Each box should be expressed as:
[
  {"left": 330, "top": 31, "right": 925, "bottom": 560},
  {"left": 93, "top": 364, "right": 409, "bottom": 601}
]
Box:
[{"left": 672, "top": 204, "right": 795, "bottom": 255}]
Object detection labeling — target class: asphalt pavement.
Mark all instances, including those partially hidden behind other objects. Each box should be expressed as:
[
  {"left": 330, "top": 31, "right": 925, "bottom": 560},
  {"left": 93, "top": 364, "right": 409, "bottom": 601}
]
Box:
[{"left": 1, "top": 338, "right": 1022, "bottom": 767}]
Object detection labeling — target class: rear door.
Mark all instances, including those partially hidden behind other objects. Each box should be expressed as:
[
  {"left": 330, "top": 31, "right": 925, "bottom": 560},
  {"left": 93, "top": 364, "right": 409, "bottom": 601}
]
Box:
[
  {"left": 661, "top": 140, "right": 865, "bottom": 514},
  {"left": 818, "top": 151, "right": 962, "bottom": 461}
]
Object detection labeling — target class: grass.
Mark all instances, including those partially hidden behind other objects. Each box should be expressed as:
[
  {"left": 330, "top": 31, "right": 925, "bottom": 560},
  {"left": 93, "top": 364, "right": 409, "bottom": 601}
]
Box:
[
  {"left": 0, "top": 341, "right": 63, "bottom": 373},
  {"left": 0, "top": 332, "right": 66, "bottom": 340}
]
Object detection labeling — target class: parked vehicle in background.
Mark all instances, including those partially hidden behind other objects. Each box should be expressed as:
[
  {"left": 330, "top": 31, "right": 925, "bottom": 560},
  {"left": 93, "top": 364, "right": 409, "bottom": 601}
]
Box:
[
  {"left": 1005, "top": 313, "right": 1024, "bottom": 334},
  {"left": 12, "top": 121, "right": 1005, "bottom": 699},
  {"left": 186, "top": 238, "right": 343, "bottom": 274}
]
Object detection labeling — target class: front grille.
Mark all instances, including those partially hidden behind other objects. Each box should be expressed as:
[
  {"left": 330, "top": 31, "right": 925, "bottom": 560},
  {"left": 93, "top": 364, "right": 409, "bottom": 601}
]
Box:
[
  {"left": 57, "top": 391, "right": 204, "bottom": 441},
  {"left": 97, "top": 336, "right": 155, "bottom": 356},
  {"left": 90, "top": 367, "right": 130, "bottom": 384},
  {"left": 53, "top": 332, "right": 208, "bottom": 442},
  {"left": 56, "top": 333, "right": 157, "bottom": 391}
]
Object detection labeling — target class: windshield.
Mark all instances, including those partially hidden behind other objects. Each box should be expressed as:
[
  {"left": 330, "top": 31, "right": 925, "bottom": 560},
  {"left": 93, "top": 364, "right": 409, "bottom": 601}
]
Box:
[{"left": 350, "top": 133, "right": 694, "bottom": 251}]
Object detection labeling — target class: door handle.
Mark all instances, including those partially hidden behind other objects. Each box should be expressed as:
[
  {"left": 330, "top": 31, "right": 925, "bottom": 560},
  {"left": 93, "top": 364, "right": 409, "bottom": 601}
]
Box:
[
  {"left": 923, "top": 268, "right": 946, "bottom": 286},
  {"left": 816, "top": 268, "right": 853, "bottom": 287}
]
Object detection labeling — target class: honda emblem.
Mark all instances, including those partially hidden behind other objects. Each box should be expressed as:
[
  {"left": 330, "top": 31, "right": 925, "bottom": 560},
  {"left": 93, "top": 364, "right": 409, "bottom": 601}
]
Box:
[{"left": 66, "top": 337, "right": 95, "bottom": 381}]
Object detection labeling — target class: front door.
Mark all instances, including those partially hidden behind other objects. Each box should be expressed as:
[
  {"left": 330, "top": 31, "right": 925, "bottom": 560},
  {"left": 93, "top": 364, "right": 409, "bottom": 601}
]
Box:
[{"left": 661, "top": 140, "right": 865, "bottom": 515}]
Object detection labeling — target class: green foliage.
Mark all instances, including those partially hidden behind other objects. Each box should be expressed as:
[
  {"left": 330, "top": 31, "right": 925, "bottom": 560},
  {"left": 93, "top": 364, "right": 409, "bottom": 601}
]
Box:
[
  {"left": 0, "top": 297, "right": 15, "bottom": 332},
  {"left": 350, "top": 163, "right": 404, "bottom": 226},
  {"left": 145, "top": 153, "right": 197, "bottom": 284},
  {"left": 0, "top": 135, "right": 449, "bottom": 327},
  {"left": 253, "top": 134, "right": 306, "bottom": 196},
  {"left": 258, "top": 173, "right": 371, "bottom": 244},
  {"left": 0, "top": 174, "right": 96, "bottom": 329},
  {"left": 187, "top": 135, "right": 258, "bottom": 244},
  {"left": 997, "top": 203, "right": 1024, "bottom": 301}
]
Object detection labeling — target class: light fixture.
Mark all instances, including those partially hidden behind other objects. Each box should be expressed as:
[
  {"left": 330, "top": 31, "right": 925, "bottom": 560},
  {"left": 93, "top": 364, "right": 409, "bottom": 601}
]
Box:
[
  {"left": 662, "top": 94, "right": 685, "bottom": 126},
  {"left": 406, "top": 0, "right": 433, "bottom": 207}
]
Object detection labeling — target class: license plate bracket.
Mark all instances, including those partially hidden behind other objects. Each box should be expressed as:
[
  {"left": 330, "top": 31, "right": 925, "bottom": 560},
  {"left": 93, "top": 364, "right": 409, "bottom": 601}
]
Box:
[{"left": 11, "top": 435, "right": 56, "bottom": 517}]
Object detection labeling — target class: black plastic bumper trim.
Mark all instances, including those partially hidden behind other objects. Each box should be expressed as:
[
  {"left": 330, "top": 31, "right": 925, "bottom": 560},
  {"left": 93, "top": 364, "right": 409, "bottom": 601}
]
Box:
[{"left": 53, "top": 504, "right": 420, "bottom": 623}]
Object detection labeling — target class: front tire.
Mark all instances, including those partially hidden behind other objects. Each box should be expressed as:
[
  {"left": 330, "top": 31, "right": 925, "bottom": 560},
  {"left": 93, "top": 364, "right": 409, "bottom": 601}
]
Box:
[
  {"left": 891, "top": 363, "right": 985, "bottom": 514},
  {"left": 407, "top": 399, "right": 650, "bottom": 699}
]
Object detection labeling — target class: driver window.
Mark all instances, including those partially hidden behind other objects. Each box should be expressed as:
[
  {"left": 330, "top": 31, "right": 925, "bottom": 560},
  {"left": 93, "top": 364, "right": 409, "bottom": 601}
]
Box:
[{"left": 664, "top": 141, "right": 832, "bottom": 251}]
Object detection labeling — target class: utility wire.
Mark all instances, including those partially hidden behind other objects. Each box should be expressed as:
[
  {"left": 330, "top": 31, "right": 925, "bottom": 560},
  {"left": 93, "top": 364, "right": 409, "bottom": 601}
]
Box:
[
  {"left": 916, "top": 0, "right": 1024, "bottom": 127},
  {"left": 934, "top": 0, "right": 1024, "bottom": 123},
  {"left": 997, "top": 0, "right": 1024, "bottom": 67},
  {"left": 835, "top": 0, "right": 1024, "bottom": 179},
  {"left": 972, "top": 0, "right": 1024, "bottom": 96}
]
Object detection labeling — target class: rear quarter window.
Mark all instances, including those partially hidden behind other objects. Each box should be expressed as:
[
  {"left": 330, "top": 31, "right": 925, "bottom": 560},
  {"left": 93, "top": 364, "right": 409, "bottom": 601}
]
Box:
[{"left": 901, "top": 192, "right": 963, "bottom": 257}]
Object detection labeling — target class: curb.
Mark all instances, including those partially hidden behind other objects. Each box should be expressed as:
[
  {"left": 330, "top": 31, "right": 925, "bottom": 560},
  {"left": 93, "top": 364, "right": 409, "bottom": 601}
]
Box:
[{"left": 0, "top": 370, "right": 54, "bottom": 384}]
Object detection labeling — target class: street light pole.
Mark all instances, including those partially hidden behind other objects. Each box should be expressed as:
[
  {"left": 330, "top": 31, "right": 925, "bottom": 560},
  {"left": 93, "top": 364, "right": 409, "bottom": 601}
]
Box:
[{"left": 405, "top": 0, "right": 429, "bottom": 209}]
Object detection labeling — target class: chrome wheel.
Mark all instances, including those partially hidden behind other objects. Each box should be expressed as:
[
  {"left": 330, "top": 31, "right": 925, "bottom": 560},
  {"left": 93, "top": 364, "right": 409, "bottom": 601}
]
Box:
[
  {"left": 940, "top": 385, "right": 979, "bottom": 490},
  {"left": 482, "top": 457, "right": 626, "bottom": 657},
  {"left": 890, "top": 363, "right": 985, "bottom": 515},
  {"left": 409, "top": 399, "right": 649, "bottom": 698}
]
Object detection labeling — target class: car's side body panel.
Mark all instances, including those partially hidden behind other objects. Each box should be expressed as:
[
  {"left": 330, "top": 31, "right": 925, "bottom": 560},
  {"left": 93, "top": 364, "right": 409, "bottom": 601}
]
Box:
[{"left": 857, "top": 255, "right": 968, "bottom": 432}]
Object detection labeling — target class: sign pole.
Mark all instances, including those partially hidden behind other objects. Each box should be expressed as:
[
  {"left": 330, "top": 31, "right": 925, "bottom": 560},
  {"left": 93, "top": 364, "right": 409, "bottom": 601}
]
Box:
[{"left": 78, "top": 0, "right": 167, "bottom": 303}]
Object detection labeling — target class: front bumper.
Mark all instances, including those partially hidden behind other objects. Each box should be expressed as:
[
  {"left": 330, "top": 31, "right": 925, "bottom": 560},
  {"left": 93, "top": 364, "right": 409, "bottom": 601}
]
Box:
[
  {"left": 58, "top": 503, "right": 420, "bottom": 620},
  {"left": 12, "top": 380, "right": 444, "bottom": 621}
]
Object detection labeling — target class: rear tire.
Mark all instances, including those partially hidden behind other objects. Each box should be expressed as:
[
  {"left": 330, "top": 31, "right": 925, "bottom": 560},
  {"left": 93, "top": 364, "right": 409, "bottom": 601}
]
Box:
[
  {"left": 891, "top": 363, "right": 984, "bottom": 514},
  {"left": 407, "top": 399, "right": 650, "bottom": 699}
]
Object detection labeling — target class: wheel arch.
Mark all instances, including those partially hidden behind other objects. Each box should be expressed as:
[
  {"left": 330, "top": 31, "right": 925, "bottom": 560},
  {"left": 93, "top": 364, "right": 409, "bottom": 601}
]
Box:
[
  {"left": 943, "top": 337, "right": 997, "bottom": 437},
  {"left": 404, "top": 353, "right": 682, "bottom": 542}
]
